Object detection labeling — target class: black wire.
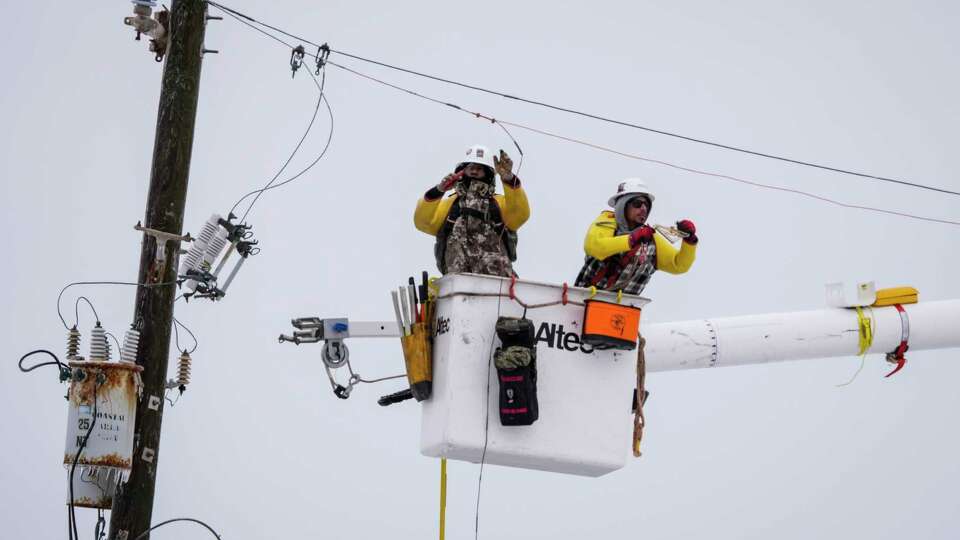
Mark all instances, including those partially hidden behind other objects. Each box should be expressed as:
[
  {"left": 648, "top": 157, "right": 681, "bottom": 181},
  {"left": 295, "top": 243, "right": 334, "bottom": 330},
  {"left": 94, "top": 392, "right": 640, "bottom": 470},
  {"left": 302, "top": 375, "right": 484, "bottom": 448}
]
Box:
[
  {"left": 207, "top": 0, "right": 960, "bottom": 197},
  {"left": 234, "top": 92, "right": 335, "bottom": 222},
  {"left": 232, "top": 66, "right": 329, "bottom": 223},
  {"left": 74, "top": 296, "right": 100, "bottom": 326},
  {"left": 105, "top": 332, "right": 123, "bottom": 360},
  {"left": 56, "top": 280, "right": 179, "bottom": 331},
  {"left": 172, "top": 316, "right": 199, "bottom": 354},
  {"left": 68, "top": 380, "right": 99, "bottom": 540},
  {"left": 475, "top": 280, "right": 504, "bottom": 540},
  {"left": 18, "top": 349, "right": 66, "bottom": 373},
  {"left": 130, "top": 517, "right": 222, "bottom": 540}
]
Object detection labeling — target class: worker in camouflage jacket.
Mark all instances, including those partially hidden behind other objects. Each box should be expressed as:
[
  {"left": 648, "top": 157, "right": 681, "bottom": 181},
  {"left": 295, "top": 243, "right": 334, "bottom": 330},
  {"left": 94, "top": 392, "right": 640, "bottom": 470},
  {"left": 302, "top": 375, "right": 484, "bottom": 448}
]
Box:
[
  {"left": 414, "top": 145, "right": 530, "bottom": 277},
  {"left": 575, "top": 179, "right": 697, "bottom": 294}
]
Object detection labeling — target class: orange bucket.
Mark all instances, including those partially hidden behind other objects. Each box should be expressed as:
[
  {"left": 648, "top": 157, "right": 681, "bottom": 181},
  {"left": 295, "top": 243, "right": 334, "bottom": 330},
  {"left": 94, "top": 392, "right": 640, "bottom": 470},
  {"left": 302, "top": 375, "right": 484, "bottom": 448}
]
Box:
[{"left": 581, "top": 299, "right": 641, "bottom": 350}]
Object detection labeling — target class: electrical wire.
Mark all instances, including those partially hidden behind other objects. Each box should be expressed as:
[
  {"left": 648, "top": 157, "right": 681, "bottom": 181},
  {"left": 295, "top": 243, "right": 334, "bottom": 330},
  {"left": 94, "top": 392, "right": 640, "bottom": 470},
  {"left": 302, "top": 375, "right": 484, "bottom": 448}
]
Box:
[
  {"left": 172, "top": 316, "right": 199, "bottom": 354},
  {"left": 207, "top": 0, "right": 959, "bottom": 197},
  {"left": 105, "top": 332, "right": 123, "bottom": 360},
  {"left": 130, "top": 517, "right": 222, "bottom": 540},
  {"left": 56, "top": 280, "right": 180, "bottom": 331},
  {"left": 237, "top": 76, "right": 334, "bottom": 222},
  {"left": 229, "top": 66, "right": 328, "bottom": 222},
  {"left": 74, "top": 296, "right": 100, "bottom": 326},
  {"left": 68, "top": 379, "right": 100, "bottom": 540},
  {"left": 328, "top": 60, "right": 524, "bottom": 174},
  {"left": 475, "top": 280, "right": 504, "bottom": 540},
  {"left": 329, "top": 61, "right": 960, "bottom": 227},
  {"left": 18, "top": 349, "right": 66, "bottom": 373}
]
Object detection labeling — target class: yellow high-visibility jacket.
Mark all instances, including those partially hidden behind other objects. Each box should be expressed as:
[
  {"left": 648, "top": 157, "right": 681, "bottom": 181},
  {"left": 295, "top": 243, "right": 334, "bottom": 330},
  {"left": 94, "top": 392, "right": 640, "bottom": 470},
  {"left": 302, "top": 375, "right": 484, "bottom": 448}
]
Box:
[
  {"left": 583, "top": 211, "right": 696, "bottom": 273},
  {"left": 414, "top": 183, "right": 530, "bottom": 235}
]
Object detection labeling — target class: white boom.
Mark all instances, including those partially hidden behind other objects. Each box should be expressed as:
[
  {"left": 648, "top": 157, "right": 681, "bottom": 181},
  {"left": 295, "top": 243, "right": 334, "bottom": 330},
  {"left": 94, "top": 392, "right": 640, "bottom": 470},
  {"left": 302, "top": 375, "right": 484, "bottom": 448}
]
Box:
[
  {"left": 291, "top": 299, "right": 958, "bottom": 372},
  {"left": 643, "top": 299, "right": 958, "bottom": 372}
]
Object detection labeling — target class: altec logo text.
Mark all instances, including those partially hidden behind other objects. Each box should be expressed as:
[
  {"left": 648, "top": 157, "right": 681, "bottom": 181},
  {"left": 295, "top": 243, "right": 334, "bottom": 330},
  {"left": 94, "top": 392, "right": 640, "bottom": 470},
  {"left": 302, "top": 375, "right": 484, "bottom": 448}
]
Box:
[
  {"left": 535, "top": 321, "right": 595, "bottom": 354},
  {"left": 435, "top": 315, "right": 600, "bottom": 354}
]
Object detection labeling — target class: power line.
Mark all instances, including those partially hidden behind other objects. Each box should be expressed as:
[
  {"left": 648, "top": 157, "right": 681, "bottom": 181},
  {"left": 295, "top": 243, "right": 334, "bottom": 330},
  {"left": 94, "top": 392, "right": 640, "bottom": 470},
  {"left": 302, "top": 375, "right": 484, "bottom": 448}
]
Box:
[
  {"left": 207, "top": 0, "right": 960, "bottom": 198},
  {"left": 229, "top": 66, "right": 331, "bottom": 221},
  {"left": 328, "top": 60, "right": 960, "bottom": 227}
]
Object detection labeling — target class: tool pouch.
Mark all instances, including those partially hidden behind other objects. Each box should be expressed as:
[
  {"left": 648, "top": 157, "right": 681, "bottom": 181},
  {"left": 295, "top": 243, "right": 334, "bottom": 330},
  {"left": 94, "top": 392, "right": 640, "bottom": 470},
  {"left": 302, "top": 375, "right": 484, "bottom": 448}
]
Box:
[
  {"left": 401, "top": 322, "right": 432, "bottom": 401},
  {"left": 493, "top": 317, "right": 538, "bottom": 426}
]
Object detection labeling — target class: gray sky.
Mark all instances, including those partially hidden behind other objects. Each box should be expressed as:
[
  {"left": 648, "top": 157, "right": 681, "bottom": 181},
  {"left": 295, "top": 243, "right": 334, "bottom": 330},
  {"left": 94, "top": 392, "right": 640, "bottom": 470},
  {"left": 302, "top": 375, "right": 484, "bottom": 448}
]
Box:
[{"left": 3, "top": 1, "right": 959, "bottom": 538}]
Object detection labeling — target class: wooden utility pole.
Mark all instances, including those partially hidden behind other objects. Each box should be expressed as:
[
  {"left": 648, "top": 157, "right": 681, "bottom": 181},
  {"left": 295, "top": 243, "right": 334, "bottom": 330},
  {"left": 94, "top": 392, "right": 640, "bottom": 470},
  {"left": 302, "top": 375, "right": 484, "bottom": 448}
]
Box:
[{"left": 109, "top": 1, "right": 207, "bottom": 538}]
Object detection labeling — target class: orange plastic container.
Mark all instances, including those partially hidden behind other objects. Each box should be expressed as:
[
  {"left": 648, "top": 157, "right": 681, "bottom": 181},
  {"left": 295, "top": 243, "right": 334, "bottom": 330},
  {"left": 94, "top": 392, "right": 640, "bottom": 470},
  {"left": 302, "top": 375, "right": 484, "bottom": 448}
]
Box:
[{"left": 581, "top": 299, "right": 642, "bottom": 350}]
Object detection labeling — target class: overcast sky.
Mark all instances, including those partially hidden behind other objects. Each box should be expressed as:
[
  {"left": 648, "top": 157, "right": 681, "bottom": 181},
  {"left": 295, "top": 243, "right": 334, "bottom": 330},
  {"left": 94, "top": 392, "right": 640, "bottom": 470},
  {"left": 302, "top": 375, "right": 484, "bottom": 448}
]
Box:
[{"left": 3, "top": 1, "right": 959, "bottom": 539}]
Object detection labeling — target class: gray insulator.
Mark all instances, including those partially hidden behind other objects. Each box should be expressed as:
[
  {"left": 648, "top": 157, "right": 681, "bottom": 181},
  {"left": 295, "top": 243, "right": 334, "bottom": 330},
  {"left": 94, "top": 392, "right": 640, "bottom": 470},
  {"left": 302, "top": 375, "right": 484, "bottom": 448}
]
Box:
[
  {"left": 121, "top": 327, "right": 141, "bottom": 364},
  {"left": 67, "top": 326, "right": 82, "bottom": 360}
]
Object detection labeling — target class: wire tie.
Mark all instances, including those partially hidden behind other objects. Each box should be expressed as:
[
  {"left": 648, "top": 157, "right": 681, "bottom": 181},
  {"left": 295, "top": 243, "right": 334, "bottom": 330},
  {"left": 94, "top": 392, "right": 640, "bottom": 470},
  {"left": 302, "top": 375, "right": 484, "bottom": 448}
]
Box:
[{"left": 561, "top": 282, "right": 569, "bottom": 305}]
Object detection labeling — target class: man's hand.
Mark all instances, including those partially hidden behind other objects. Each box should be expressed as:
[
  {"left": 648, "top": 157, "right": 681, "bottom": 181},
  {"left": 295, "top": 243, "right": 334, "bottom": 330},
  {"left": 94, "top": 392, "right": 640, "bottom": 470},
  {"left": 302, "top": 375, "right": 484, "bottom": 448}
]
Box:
[
  {"left": 676, "top": 219, "right": 698, "bottom": 245},
  {"left": 437, "top": 171, "right": 463, "bottom": 192},
  {"left": 629, "top": 225, "right": 655, "bottom": 248},
  {"left": 493, "top": 150, "right": 515, "bottom": 184}
]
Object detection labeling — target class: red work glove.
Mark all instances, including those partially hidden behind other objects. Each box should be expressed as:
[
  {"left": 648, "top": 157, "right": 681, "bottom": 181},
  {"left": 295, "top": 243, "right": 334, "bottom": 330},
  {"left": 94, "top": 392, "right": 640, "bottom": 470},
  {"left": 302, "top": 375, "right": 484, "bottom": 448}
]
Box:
[
  {"left": 437, "top": 171, "right": 463, "bottom": 192},
  {"left": 676, "top": 219, "right": 698, "bottom": 244},
  {"left": 628, "top": 225, "right": 655, "bottom": 248}
]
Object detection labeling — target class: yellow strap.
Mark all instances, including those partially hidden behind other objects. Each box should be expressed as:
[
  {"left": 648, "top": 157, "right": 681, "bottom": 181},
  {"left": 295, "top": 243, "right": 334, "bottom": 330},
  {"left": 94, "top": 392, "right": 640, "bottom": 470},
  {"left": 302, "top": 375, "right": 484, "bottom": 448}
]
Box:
[
  {"left": 588, "top": 286, "right": 598, "bottom": 299},
  {"left": 439, "top": 458, "right": 447, "bottom": 540},
  {"left": 855, "top": 307, "right": 873, "bottom": 356},
  {"left": 616, "top": 289, "right": 623, "bottom": 304}
]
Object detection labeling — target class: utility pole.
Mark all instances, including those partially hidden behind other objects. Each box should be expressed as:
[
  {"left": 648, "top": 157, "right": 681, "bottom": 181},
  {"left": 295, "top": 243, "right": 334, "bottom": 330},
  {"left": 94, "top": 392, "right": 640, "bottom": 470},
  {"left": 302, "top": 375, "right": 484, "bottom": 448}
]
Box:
[{"left": 109, "top": 1, "right": 208, "bottom": 538}]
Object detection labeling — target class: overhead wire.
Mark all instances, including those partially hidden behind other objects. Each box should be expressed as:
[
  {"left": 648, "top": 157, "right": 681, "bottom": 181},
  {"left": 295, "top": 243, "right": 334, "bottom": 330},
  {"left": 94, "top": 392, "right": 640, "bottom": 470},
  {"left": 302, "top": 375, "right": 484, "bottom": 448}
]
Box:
[
  {"left": 207, "top": 8, "right": 956, "bottom": 226},
  {"left": 329, "top": 61, "right": 960, "bottom": 227},
  {"left": 229, "top": 66, "right": 330, "bottom": 222},
  {"left": 206, "top": 0, "right": 959, "bottom": 198},
  {"left": 235, "top": 68, "right": 335, "bottom": 223}
]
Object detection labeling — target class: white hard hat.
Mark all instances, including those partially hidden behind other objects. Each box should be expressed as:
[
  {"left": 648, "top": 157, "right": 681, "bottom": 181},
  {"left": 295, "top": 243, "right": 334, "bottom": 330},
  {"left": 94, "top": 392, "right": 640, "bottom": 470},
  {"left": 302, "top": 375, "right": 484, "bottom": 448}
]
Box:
[
  {"left": 608, "top": 178, "right": 655, "bottom": 207},
  {"left": 457, "top": 144, "right": 496, "bottom": 171}
]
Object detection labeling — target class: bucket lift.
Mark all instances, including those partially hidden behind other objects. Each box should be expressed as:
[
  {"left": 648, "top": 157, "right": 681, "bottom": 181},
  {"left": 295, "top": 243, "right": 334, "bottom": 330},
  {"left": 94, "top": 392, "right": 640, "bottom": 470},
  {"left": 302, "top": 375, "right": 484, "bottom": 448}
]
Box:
[{"left": 280, "top": 273, "right": 959, "bottom": 477}]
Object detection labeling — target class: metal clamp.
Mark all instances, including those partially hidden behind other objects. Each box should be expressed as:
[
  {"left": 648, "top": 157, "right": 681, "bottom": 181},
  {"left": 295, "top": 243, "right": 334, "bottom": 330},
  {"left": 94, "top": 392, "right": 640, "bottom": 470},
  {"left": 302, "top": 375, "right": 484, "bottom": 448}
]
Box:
[{"left": 134, "top": 222, "right": 192, "bottom": 265}]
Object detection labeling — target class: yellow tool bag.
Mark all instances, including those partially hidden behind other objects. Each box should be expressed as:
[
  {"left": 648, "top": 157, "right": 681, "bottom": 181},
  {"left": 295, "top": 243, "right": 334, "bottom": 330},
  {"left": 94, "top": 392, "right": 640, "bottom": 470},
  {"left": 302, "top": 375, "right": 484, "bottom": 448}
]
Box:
[
  {"left": 873, "top": 286, "right": 919, "bottom": 306},
  {"left": 401, "top": 322, "right": 433, "bottom": 401}
]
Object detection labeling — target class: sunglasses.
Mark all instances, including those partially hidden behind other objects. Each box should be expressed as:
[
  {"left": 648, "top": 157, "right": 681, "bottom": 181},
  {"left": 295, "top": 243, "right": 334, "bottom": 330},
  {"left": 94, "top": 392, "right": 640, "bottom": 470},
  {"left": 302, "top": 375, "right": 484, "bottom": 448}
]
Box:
[{"left": 627, "top": 198, "right": 650, "bottom": 209}]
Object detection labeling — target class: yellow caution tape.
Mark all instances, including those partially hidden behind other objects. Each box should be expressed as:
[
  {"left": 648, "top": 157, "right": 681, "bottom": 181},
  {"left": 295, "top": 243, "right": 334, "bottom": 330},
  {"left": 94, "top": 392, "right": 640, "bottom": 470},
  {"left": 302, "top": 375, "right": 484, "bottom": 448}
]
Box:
[{"left": 855, "top": 307, "right": 873, "bottom": 356}]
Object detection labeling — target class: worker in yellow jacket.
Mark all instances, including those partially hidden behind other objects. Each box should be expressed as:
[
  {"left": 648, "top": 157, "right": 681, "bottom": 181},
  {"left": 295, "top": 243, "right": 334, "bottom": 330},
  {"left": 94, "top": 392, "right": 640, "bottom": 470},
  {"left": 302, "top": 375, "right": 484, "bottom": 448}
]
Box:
[
  {"left": 575, "top": 179, "right": 697, "bottom": 294},
  {"left": 414, "top": 145, "right": 530, "bottom": 277}
]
